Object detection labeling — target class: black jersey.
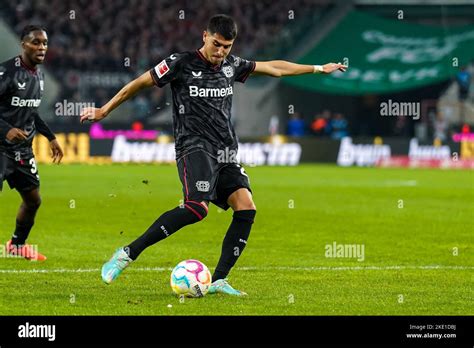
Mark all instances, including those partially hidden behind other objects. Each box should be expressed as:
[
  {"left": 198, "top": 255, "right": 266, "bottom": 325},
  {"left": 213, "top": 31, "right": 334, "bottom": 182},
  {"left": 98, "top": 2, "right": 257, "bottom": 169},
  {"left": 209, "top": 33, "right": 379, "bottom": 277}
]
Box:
[
  {"left": 0, "top": 56, "right": 55, "bottom": 159},
  {"left": 149, "top": 50, "right": 255, "bottom": 160}
]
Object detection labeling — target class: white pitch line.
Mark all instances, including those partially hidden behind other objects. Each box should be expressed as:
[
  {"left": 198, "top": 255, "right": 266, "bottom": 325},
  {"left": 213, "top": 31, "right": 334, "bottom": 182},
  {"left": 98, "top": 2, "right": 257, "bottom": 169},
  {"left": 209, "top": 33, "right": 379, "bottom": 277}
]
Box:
[{"left": 0, "top": 265, "right": 472, "bottom": 274}]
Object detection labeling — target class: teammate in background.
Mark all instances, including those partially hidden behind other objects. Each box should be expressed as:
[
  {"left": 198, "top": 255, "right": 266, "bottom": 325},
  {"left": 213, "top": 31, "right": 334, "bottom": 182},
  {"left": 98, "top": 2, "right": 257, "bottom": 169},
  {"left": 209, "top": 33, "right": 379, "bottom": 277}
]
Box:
[
  {"left": 0, "top": 25, "right": 64, "bottom": 261},
  {"left": 81, "top": 15, "right": 346, "bottom": 295}
]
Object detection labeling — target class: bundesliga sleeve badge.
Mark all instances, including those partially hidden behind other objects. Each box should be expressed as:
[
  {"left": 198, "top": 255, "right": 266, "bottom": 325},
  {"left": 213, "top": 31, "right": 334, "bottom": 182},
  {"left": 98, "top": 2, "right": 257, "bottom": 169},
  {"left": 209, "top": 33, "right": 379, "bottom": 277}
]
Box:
[{"left": 155, "top": 60, "right": 170, "bottom": 78}]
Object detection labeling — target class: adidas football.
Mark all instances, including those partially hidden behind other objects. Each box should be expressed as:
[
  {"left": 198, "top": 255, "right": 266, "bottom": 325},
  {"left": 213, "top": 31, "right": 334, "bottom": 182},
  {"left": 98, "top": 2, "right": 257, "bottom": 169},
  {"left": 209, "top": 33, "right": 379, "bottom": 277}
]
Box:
[{"left": 170, "top": 259, "right": 212, "bottom": 297}]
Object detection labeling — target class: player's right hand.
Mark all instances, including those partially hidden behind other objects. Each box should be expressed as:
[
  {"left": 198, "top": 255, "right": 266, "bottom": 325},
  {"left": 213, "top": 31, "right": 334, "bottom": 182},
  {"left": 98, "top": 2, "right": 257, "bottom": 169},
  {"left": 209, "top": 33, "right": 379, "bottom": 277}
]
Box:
[
  {"left": 80, "top": 107, "right": 105, "bottom": 124},
  {"left": 6, "top": 128, "right": 28, "bottom": 143}
]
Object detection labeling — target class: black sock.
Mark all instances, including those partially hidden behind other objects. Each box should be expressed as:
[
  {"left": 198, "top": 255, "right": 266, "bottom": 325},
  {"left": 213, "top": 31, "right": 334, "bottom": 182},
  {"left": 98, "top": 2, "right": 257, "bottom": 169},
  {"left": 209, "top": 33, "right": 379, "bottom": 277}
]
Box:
[
  {"left": 212, "top": 210, "right": 256, "bottom": 281},
  {"left": 11, "top": 220, "right": 34, "bottom": 246},
  {"left": 126, "top": 202, "right": 208, "bottom": 260}
]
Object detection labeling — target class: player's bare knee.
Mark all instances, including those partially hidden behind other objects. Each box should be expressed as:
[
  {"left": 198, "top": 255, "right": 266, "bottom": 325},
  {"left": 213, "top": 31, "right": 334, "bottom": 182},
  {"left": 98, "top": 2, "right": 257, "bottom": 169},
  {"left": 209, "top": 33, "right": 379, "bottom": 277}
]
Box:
[
  {"left": 245, "top": 203, "right": 257, "bottom": 211},
  {"left": 31, "top": 198, "right": 41, "bottom": 211},
  {"left": 234, "top": 201, "right": 256, "bottom": 211},
  {"left": 24, "top": 196, "right": 41, "bottom": 211}
]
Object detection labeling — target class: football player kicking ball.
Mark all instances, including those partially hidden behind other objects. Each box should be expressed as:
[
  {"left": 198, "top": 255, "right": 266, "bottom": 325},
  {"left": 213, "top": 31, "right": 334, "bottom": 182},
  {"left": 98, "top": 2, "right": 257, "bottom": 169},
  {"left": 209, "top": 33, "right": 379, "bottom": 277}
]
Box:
[
  {"left": 81, "top": 15, "right": 346, "bottom": 295},
  {"left": 1, "top": 25, "right": 64, "bottom": 261}
]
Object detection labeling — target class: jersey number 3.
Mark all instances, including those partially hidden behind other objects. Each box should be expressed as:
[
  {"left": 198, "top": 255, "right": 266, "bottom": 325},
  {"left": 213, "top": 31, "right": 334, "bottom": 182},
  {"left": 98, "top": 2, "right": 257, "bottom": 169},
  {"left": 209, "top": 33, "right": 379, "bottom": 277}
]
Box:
[{"left": 29, "top": 158, "right": 38, "bottom": 174}]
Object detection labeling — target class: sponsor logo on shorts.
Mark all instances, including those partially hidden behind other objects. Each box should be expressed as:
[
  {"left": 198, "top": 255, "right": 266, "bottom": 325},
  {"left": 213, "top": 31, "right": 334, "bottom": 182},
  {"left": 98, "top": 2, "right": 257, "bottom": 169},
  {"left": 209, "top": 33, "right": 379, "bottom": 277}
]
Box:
[{"left": 196, "top": 181, "right": 210, "bottom": 192}]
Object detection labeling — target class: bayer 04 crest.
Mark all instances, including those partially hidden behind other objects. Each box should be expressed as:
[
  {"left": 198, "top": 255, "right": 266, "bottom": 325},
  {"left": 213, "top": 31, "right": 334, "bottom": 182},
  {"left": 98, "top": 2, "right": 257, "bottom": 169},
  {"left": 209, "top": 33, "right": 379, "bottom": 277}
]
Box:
[{"left": 222, "top": 65, "right": 234, "bottom": 78}]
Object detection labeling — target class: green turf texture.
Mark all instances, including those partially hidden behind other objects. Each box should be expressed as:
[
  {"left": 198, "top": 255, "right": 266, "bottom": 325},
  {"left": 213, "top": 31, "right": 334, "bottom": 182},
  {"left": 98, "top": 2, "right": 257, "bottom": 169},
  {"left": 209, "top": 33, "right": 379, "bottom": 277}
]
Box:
[{"left": 0, "top": 164, "right": 472, "bottom": 315}]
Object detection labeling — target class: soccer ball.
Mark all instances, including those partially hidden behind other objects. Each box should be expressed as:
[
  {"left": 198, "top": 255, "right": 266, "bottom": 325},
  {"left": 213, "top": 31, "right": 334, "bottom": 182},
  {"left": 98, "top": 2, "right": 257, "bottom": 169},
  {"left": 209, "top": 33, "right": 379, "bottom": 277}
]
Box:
[{"left": 170, "top": 259, "right": 212, "bottom": 298}]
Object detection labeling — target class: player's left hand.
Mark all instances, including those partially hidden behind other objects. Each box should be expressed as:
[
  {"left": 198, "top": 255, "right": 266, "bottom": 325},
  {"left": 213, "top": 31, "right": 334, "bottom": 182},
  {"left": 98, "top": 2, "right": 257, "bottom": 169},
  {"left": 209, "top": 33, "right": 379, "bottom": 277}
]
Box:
[
  {"left": 322, "top": 62, "right": 348, "bottom": 74},
  {"left": 80, "top": 107, "right": 106, "bottom": 124},
  {"left": 50, "top": 139, "right": 64, "bottom": 164}
]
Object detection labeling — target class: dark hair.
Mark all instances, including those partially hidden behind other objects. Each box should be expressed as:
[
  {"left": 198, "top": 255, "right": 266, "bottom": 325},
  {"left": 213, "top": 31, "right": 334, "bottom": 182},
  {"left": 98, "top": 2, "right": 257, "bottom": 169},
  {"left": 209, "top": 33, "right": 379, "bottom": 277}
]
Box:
[
  {"left": 21, "top": 25, "right": 47, "bottom": 40},
  {"left": 207, "top": 14, "right": 237, "bottom": 40}
]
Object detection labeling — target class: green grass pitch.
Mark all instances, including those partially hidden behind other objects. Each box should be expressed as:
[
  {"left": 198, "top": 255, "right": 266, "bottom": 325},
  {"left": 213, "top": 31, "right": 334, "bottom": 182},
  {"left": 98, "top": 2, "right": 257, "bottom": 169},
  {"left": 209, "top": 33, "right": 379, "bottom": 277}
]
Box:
[{"left": 0, "top": 163, "right": 472, "bottom": 315}]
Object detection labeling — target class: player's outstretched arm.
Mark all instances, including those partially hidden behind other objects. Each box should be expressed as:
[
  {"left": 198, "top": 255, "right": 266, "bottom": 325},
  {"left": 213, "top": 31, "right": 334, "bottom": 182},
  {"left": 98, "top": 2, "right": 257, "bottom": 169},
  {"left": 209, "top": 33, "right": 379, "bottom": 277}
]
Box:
[
  {"left": 253, "top": 61, "right": 347, "bottom": 77},
  {"left": 80, "top": 71, "right": 155, "bottom": 123}
]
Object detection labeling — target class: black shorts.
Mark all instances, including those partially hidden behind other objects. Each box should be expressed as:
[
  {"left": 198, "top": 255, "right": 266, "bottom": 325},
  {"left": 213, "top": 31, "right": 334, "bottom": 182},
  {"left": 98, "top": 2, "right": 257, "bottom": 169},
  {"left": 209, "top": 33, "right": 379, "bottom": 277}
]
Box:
[
  {"left": 0, "top": 152, "right": 40, "bottom": 192},
  {"left": 177, "top": 150, "right": 252, "bottom": 210}
]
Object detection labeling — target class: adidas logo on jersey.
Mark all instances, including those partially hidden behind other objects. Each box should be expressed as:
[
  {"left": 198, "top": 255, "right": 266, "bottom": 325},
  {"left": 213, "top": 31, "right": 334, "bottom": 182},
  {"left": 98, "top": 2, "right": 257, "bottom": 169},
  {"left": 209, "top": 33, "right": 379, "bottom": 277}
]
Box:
[
  {"left": 189, "top": 85, "right": 233, "bottom": 98},
  {"left": 11, "top": 96, "right": 41, "bottom": 107}
]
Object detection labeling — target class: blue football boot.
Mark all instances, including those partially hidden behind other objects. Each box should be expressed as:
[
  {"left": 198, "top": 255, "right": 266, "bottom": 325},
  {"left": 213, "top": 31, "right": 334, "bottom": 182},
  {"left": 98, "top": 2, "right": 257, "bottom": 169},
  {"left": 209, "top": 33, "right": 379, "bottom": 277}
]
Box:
[
  {"left": 208, "top": 278, "right": 247, "bottom": 296},
  {"left": 101, "top": 247, "right": 132, "bottom": 284}
]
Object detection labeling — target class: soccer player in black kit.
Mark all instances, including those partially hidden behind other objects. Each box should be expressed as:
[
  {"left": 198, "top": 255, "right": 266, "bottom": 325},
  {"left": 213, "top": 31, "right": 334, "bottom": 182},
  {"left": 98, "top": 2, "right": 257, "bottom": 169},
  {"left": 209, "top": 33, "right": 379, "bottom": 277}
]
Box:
[
  {"left": 81, "top": 15, "right": 346, "bottom": 295},
  {"left": 1, "top": 25, "right": 63, "bottom": 261}
]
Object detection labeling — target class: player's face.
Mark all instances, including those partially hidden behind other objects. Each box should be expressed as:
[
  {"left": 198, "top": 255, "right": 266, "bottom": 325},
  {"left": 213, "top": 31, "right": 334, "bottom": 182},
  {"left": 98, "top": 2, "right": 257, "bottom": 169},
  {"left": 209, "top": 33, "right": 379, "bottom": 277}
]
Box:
[
  {"left": 202, "top": 31, "right": 234, "bottom": 65},
  {"left": 22, "top": 30, "right": 48, "bottom": 65}
]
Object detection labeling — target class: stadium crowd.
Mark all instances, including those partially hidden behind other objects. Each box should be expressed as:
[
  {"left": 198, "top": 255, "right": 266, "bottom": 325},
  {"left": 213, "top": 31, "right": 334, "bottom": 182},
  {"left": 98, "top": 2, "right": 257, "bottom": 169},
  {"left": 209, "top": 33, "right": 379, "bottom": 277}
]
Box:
[
  {"left": 3, "top": 0, "right": 326, "bottom": 73},
  {"left": 1, "top": 0, "right": 328, "bottom": 125}
]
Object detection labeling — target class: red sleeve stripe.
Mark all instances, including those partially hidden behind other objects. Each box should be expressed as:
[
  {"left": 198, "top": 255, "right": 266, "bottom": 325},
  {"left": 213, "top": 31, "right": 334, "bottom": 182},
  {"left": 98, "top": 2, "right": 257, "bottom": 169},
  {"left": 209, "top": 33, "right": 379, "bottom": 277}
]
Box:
[{"left": 240, "top": 61, "right": 256, "bottom": 83}]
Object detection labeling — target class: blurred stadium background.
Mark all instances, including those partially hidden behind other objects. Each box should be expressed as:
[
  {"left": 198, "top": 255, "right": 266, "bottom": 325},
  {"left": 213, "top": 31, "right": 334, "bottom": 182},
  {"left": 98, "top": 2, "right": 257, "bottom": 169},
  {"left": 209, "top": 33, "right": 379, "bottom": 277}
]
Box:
[{"left": 0, "top": 0, "right": 473, "bottom": 167}]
